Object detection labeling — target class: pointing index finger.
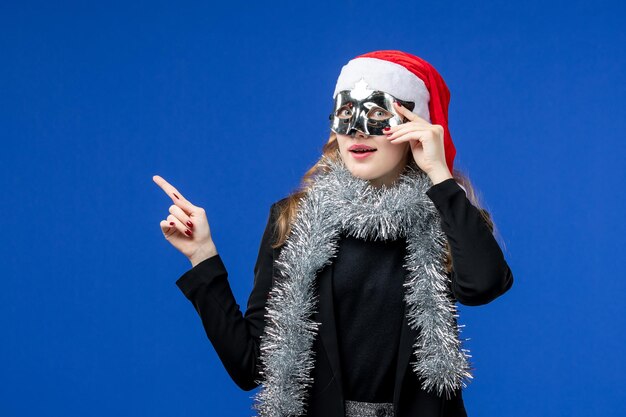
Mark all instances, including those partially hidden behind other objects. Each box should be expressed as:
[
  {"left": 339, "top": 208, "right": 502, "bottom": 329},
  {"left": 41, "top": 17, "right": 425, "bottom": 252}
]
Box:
[
  {"left": 152, "top": 175, "right": 185, "bottom": 200},
  {"left": 152, "top": 175, "right": 197, "bottom": 215}
]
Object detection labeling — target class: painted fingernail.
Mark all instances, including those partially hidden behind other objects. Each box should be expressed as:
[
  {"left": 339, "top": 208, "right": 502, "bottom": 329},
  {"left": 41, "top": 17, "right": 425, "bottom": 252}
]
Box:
[
  {"left": 383, "top": 127, "right": 390, "bottom": 131},
  {"left": 184, "top": 229, "right": 192, "bottom": 236},
  {"left": 186, "top": 221, "right": 194, "bottom": 228},
  {"left": 169, "top": 222, "right": 175, "bottom": 226}
]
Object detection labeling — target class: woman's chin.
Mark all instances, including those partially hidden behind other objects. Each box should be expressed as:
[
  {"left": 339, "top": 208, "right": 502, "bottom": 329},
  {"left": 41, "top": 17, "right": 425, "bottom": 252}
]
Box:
[{"left": 346, "top": 166, "right": 378, "bottom": 182}]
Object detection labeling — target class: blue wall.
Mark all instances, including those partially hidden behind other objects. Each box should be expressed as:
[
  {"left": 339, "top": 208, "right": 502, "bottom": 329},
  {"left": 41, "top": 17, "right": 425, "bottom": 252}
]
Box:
[{"left": 1, "top": 1, "right": 624, "bottom": 415}]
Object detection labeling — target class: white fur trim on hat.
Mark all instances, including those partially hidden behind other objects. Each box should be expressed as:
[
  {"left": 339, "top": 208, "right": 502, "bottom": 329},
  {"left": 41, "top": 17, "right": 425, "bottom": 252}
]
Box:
[{"left": 333, "top": 57, "right": 431, "bottom": 122}]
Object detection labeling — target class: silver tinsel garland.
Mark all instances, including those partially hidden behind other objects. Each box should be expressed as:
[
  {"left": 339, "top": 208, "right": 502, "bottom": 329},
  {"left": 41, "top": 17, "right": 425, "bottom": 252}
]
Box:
[{"left": 252, "top": 155, "right": 472, "bottom": 416}]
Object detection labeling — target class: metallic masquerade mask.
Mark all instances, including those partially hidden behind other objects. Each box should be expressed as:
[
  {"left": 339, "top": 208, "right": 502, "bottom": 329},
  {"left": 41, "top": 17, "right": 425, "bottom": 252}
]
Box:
[{"left": 329, "top": 79, "right": 415, "bottom": 136}]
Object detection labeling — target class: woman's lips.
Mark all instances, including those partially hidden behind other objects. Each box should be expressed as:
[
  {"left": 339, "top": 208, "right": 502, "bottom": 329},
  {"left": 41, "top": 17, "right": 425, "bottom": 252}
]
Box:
[
  {"left": 348, "top": 146, "right": 377, "bottom": 159},
  {"left": 349, "top": 144, "right": 376, "bottom": 151},
  {"left": 351, "top": 151, "right": 375, "bottom": 159}
]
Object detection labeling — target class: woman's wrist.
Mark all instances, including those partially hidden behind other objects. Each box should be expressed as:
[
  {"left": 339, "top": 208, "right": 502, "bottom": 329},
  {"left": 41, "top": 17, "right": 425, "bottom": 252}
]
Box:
[
  {"left": 427, "top": 164, "right": 453, "bottom": 185},
  {"left": 189, "top": 242, "right": 219, "bottom": 268}
]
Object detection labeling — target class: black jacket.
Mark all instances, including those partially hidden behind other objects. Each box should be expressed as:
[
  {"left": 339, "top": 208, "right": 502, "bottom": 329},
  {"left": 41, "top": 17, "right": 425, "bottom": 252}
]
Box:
[{"left": 176, "top": 178, "right": 514, "bottom": 416}]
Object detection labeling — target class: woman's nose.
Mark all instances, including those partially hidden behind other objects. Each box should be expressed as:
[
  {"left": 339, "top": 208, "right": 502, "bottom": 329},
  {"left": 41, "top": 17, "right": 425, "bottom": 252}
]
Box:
[{"left": 349, "top": 129, "right": 368, "bottom": 139}]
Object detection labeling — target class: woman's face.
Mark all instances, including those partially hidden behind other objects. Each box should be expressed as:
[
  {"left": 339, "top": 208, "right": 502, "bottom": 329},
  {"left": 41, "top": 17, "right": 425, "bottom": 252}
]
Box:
[{"left": 335, "top": 130, "right": 410, "bottom": 188}]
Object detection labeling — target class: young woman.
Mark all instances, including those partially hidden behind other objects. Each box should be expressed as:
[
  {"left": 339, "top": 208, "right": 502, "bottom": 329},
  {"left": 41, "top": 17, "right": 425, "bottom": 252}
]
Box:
[{"left": 154, "top": 50, "right": 514, "bottom": 417}]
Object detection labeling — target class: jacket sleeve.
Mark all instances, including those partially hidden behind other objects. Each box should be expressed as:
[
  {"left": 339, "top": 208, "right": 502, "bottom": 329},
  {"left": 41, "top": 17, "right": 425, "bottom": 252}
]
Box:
[
  {"left": 175, "top": 202, "right": 278, "bottom": 391},
  {"left": 425, "top": 178, "right": 514, "bottom": 306}
]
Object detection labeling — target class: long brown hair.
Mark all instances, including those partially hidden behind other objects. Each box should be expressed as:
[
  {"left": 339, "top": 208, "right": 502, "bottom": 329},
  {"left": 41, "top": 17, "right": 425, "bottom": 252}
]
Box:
[{"left": 271, "top": 132, "right": 501, "bottom": 274}]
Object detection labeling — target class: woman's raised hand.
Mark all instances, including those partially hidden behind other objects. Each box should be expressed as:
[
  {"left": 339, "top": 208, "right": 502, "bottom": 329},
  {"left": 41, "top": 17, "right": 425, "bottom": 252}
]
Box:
[
  {"left": 153, "top": 175, "right": 218, "bottom": 267},
  {"left": 385, "top": 101, "right": 453, "bottom": 185}
]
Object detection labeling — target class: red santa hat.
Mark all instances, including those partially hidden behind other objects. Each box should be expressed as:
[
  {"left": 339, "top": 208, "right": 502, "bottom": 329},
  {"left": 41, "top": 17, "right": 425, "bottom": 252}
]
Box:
[{"left": 333, "top": 50, "right": 456, "bottom": 174}]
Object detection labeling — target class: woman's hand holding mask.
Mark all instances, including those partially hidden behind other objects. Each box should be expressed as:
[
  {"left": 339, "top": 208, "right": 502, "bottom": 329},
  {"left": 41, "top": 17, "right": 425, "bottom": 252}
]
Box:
[{"left": 385, "top": 102, "right": 453, "bottom": 185}]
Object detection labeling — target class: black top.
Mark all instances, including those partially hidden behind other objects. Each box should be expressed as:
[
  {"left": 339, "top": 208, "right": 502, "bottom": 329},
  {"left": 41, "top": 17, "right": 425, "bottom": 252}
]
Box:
[{"left": 332, "top": 233, "right": 407, "bottom": 402}]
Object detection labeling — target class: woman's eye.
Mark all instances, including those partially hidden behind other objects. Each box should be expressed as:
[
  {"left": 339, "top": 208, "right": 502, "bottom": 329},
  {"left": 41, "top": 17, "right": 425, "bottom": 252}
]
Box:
[
  {"left": 336, "top": 108, "right": 352, "bottom": 119},
  {"left": 368, "top": 108, "right": 392, "bottom": 121}
]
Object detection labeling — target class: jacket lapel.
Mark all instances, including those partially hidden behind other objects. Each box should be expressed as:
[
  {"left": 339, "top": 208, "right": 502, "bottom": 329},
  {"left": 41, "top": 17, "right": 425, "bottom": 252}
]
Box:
[
  {"left": 393, "top": 302, "right": 416, "bottom": 406},
  {"left": 316, "top": 262, "right": 344, "bottom": 403}
]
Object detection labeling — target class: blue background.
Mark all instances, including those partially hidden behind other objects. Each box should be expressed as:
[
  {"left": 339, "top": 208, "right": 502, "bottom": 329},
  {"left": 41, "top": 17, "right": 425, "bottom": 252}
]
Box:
[{"left": 2, "top": 0, "right": 624, "bottom": 416}]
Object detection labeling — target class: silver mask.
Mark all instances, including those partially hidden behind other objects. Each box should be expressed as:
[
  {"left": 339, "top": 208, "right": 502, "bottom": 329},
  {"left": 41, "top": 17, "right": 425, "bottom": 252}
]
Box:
[{"left": 329, "top": 79, "right": 415, "bottom": 136}]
